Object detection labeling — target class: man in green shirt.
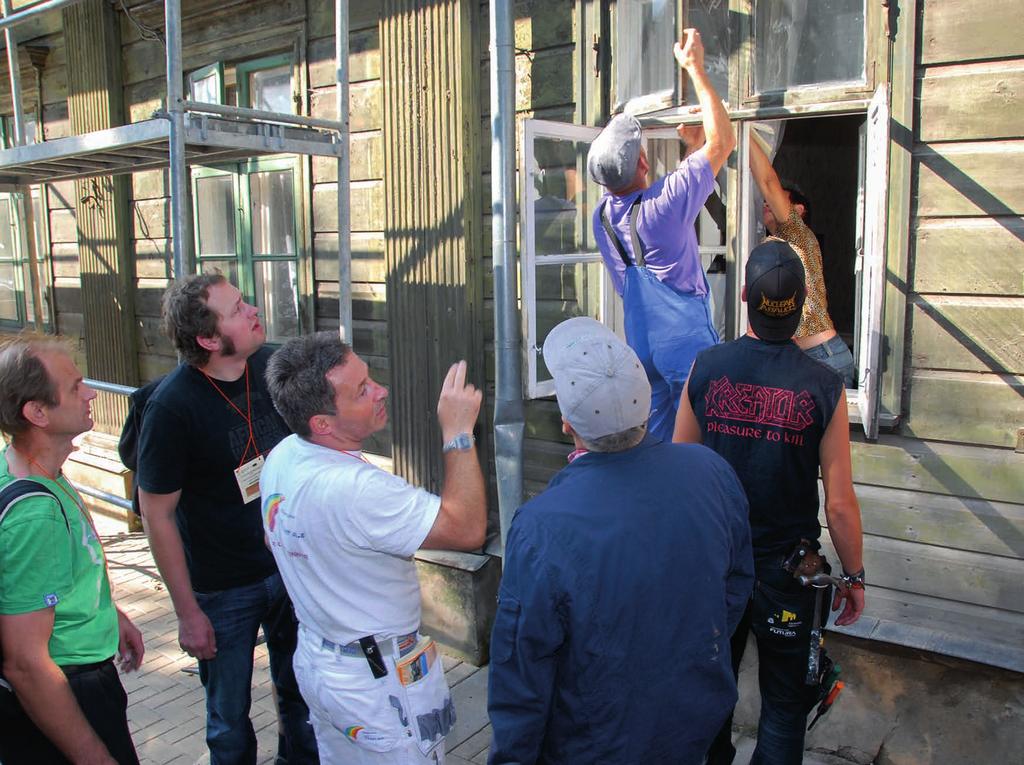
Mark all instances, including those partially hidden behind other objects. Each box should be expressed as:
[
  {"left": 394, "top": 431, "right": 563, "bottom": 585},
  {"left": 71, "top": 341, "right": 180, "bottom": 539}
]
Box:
[{"left": 0, "top": 338, "right": 145, "bottom": 765}]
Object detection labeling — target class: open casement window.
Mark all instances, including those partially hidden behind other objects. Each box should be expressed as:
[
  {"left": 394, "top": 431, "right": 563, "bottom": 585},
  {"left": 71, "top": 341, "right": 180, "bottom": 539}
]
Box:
[
  {"left": 742, "top": 0, "right": 882, "bottom": 109},
  {"left": 521, "top": 119, "right": 615, "bottom": 398},
  {"left": 521, "top": 118, "right": 731, "bottom": 398},
  {"left": 856, "top": 84, "right": 889, "bottom": 438},
  {"left": 188, "top": 63, "right": 225, "bottom": 105},
  {"left": 192, "top": 157, "right": 305, "bottom": 342},
  {"left": 737, "top": 84, "right": 890, "bottom": 436},
  {"left": 614, "top": 0, "right": 731, "bottom": 116},
  {"left": 644, "top": 126, "right": 729, "bottom": 337}
]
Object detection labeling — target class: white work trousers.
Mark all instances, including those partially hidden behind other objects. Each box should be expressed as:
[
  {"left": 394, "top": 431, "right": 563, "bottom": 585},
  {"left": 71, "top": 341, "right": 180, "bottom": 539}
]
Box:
[{"left": 294, "top": 628, "right": 450, "bottom": 764}]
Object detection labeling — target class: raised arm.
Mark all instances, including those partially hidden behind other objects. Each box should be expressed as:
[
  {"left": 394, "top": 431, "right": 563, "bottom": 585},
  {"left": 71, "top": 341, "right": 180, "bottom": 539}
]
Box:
[
  {"left": 749, "top": 131, "right": 793, "bottom": 226},
  {"left": 818, "top": 391, "right": 865, "bottom": 626},
  {"left": 674, "top": 29, "right": 735, "bottom": 174},
  {"left": 421, "top": 361, "right": 487, "bottom": 551}
]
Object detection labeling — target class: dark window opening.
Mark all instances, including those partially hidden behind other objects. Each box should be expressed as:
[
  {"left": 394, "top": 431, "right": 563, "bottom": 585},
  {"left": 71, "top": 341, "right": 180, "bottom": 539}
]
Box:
[{"left": 769, "top": 114, "right": 861, "bottom": 348}]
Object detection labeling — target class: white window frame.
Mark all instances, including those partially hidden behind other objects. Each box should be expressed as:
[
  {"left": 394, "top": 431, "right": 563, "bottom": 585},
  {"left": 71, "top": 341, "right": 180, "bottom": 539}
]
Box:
[
  {"left": 521, "top": 118, "right": 613, "bottom": 399},
  {"left": 856, "top": 84, "right": 889, "bottom": 438}
]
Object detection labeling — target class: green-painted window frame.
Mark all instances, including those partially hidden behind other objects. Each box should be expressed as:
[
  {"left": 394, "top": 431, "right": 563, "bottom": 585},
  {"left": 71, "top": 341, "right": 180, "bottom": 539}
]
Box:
[
  {"left": 0, "top": 114, "right": 40, "bottom": 148},
  {"left": 187, "top": 62, "right": 225, "bottom": 105},
  {"left": 0, "top": 189, "right": 52, "bottom": 331},
  {"left": 236, "top": 53, "right": 294, "bottom": 113},
  {"left": 191, "top": 156, "right": 308, "bottom": 339}
]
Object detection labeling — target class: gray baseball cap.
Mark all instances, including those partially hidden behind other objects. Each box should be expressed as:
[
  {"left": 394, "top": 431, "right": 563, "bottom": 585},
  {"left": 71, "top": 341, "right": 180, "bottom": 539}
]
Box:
[
  {"left": 587, "top": 114, "right": 642, "bottom": 191},
  {"left": 543, "top": 317, "right": 651, "bottom": 441}
]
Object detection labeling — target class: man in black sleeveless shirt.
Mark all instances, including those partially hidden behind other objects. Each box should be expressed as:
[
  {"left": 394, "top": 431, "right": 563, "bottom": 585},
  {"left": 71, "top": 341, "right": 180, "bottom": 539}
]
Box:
[{"left": 674, "top": 240, "right": 865, "bottom": 765}]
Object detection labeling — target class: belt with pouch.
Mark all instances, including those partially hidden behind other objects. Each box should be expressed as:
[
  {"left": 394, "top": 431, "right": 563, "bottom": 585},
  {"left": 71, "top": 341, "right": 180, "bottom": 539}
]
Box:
[{"left": 303, "top": 625, "right": 418, "bottom": 679}]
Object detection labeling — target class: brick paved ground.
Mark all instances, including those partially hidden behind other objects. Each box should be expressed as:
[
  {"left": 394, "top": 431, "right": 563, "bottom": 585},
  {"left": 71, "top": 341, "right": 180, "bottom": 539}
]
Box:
[{"left": 97, "top": 516, "right": 494, "bottom": 765}]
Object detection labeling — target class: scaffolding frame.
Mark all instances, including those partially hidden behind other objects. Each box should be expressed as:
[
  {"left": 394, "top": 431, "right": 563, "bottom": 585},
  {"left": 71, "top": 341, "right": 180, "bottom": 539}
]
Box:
[{"left": 0, "top": 0, "right": 352, "bottom": 340}]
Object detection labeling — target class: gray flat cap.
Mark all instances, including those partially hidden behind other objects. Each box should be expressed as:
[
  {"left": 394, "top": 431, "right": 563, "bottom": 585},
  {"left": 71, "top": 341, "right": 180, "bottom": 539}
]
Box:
[{"left": 587, "top": 114, "right": 642, "bottom": 191}]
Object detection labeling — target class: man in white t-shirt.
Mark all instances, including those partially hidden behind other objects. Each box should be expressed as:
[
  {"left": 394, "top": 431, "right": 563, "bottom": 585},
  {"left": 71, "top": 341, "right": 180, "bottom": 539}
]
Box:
[{"left": 260, "top": 331, "right": 485, "bottom": 765}]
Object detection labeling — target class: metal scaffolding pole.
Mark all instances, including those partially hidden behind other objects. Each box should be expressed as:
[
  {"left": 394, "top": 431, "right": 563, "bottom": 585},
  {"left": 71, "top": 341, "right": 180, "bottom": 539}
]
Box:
[
  {"left": 0, "top": 0, "right": 84, "bottom": 32},
  {"left": 489, "top": 0, "right": 523, "bottom": 552},
  {"left": 335, "top": 0, "right": 351, "bottom": 342},
  {"left": 165, "top": 0, "right": 188, "bottom": 279},
  {"left": 2, "top": 0, "right": 44, "bottom": 329}
]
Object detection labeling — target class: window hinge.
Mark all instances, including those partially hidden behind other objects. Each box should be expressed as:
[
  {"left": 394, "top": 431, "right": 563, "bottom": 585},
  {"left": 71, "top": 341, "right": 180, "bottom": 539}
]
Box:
[{"left": 592, "top": 34, "right": 601, "bottom": 78}]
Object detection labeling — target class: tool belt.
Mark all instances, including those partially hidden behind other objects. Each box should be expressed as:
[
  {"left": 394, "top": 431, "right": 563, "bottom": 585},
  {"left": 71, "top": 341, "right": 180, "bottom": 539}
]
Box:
[{"left": 782, "top": 538, "right": 827, "bottom": 580}]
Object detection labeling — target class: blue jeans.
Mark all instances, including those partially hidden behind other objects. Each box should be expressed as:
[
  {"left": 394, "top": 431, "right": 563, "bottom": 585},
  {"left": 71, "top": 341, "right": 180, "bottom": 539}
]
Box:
[
  {"left": 195, "top": 573, "right": 319, "bottom": 765},
  {"left": 803, "top": 335, "right": 855, "bottom": 389}
]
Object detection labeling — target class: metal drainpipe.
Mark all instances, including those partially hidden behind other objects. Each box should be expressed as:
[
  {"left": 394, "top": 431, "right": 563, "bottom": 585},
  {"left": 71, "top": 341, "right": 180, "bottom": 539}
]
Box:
[
  {"left": 489, "top": 0, "right": 523, "bottom": 554},
  {"left": 165, "top": 0, "right": 188, "bottom": 279},
  {"left": 335, "top": 0, "right": 351, "bottom": 342}
]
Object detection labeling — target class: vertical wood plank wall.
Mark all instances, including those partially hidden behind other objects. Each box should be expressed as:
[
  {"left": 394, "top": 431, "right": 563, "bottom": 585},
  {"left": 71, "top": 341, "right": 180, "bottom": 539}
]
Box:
[
  {"left": 63, "top": 0, "right": 137, "bottom": 433},
  {"left": 823, "top": 0, "right": 1024, "bottom": 665},
  {"left": 307, "top": 3, "right": 394, "bottom": 456},
  {"left": 381, "top": 0, "right": 484, "bottom": 494}
]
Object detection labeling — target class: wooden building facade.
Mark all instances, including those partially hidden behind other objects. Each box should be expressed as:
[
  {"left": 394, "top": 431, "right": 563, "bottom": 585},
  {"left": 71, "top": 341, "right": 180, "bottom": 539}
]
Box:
[{"left": 0, "top": 0, "right": 1021, "bottom": 678}]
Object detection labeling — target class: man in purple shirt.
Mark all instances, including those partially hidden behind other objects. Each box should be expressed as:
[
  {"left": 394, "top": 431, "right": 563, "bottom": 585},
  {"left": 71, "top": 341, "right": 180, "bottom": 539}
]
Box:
[{"left": 587, "top": 28, "right": 734, "bottom": 440}]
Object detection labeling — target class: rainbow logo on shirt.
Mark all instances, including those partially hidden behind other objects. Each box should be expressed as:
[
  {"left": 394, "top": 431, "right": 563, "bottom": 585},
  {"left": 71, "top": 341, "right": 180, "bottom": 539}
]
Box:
[
  {"left": 344, "top": 726, "right": 364, "bottom": 740},
  {"left": 263, "top": 494, "right": 285, "bottom": 532}
]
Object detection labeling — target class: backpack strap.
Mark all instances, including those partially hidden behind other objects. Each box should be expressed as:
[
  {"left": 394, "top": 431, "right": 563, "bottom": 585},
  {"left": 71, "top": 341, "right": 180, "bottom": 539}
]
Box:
[
  {"left": 0, "top": 479, "right": 66, "bottom": 530},
  {"left": 599, "top": 195, "right": 647, "bottom": 268}
]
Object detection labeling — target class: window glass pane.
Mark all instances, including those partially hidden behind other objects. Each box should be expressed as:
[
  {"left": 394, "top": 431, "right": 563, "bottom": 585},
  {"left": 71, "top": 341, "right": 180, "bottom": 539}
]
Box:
[
  {"left": 253, "top": 260, "right": 299, "bottom": 341},
  {"left": 617, "top": 2, "right": 731, "bottom": 111},
  {"left": 531, "top": 137, "right": 602, "bottom": 257},
  {"left": 22, "top": 116, "right": 38, "bottom": 145},
  {"left": 191, "top": 72, "right": 220, "bottom": 104},
  {"left": 250, "top": 170, "right": 295, "bottom": 256},
  {"left": 0, "top": 263, "right": 19, "bottom": 321},
  {"left": 754, "top": 0, "right": 865, "bottom": 92},
  {"left": 535, "top": 261, "right": 604, "bottom": 380},
  {"left": 249, "top": 66, "right": 293, "bottom": 114},
  {"left": 686, "top": 0, "right": 730, "bottom": 103},
  {"left": 0, "top": 201, "right": 16, "bottom": 262},
  {"left": 196, "top": 176, "right": 236, "bottom": 256},
  {"left": 197, "top": 259, "right": 239, "bottom": 287},
  {"left": 617, "top": 0, "right": 676, "bottom": 108}
]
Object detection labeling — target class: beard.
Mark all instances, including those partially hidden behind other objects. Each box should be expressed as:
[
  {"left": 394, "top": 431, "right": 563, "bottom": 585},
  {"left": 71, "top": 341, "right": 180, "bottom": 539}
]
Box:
[{"left": 218, "top": 334, "right": 237, "bottom": 357}]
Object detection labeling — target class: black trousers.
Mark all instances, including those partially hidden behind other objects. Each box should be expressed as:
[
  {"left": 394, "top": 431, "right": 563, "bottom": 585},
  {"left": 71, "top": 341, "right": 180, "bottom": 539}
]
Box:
[
  {"left": 706, "top": 560, "right": 830, "bottom": 765},
  {"left": 0, "top": 658, "right": 140, "bottom": 765}
]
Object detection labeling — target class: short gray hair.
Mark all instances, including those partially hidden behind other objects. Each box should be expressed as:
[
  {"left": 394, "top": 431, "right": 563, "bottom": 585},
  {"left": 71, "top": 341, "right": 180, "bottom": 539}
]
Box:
[
  {"left": 0, "top": 337, "right": 67, "bottom": 437},
  {"left": 578, "top": 422, "right": 648, "bottom": 453},
  {"left": 265, "top": 331, "right": 351, "bottom": 438}
]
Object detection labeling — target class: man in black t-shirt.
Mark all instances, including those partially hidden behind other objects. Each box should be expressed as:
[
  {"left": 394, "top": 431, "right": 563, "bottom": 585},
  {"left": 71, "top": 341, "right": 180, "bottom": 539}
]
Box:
[
  {"left": 674, "top": 240, "right": 865, "bottom": 765},
  {"left": 137, "top": 274, "right": 317, "bottom": 765}
]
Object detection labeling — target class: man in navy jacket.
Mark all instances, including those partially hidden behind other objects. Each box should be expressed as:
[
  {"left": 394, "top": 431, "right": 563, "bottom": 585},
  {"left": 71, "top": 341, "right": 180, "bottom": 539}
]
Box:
[{"left": 488, "top": 317, "right": 753, "bottom": 765}]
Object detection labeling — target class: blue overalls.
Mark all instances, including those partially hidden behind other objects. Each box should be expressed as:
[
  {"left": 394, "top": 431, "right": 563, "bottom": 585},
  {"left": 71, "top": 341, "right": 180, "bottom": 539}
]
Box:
[{"left": 600, "top": 197, "right": 719, "bottom": 441}]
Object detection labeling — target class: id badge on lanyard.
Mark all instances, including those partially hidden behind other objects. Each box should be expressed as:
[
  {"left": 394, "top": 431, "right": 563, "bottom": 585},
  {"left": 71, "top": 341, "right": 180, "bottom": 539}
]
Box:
[{"left": 234, "top": 455, "right": 264, "bottom": 504}]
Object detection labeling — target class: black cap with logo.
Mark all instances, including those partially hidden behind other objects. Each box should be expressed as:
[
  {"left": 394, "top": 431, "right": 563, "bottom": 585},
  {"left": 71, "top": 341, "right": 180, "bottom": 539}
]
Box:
[{"left": 746, "top": 239, "right": 806, "bottom": 342}]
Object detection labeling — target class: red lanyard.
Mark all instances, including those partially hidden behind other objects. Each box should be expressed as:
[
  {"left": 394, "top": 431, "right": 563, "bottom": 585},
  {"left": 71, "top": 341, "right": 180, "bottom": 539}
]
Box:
[
  {"left": 202, "top": 364, "right": 259, "bottom": 468},
  {"left": 21, "top": 451, "right": 107, "bottom": 573},
  {"left": 340, "top": 450, "right": 369, "bottom": 464}
]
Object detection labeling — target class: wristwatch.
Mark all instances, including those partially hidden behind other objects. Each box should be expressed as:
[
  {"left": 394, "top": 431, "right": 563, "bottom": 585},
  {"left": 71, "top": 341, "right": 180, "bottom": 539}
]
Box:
[
  {"left": 840, "top": 568, "right": 866, "bottom": 590},
  {"left": 442, "top": 432, "right": 475, "bottom": 453}
]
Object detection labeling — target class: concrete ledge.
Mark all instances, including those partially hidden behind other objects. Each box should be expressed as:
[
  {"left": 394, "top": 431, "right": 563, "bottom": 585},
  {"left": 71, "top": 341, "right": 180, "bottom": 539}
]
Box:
[{"left": 415, "top": 550, "right": 500, "bottom": 667}]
